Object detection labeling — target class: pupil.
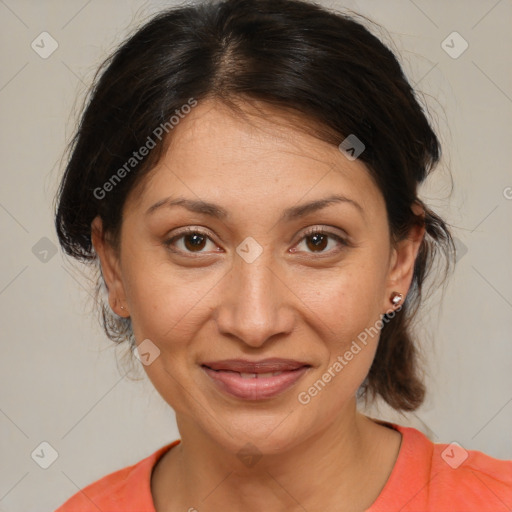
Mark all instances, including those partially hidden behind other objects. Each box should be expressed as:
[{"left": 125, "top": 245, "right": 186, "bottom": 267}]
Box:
[
  {"left": 185, "top": 233, "right": 205, "bottom": 251},
  {"left": 307, "top": 233, "right": 327, "bottom": 251}
]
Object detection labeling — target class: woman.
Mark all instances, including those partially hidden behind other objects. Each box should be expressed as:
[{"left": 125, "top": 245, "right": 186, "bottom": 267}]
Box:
[{"left": 53, "top": 0, "right": 512, "bottom": 510}]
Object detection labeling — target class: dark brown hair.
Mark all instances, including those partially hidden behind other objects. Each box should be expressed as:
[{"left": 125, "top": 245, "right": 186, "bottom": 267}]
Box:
[{"left": 54, "top": 0, "right": 455, "bottom": 411}]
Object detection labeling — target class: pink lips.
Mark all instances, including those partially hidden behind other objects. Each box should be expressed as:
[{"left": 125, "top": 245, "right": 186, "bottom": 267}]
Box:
[{"left": 201, "top": 358, "right": 310, "bottom": 400}]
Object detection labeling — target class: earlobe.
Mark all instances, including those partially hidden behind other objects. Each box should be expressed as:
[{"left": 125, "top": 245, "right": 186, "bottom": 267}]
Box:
[{"left": 90, "top": 216, "right": 129, "bottom": 317}]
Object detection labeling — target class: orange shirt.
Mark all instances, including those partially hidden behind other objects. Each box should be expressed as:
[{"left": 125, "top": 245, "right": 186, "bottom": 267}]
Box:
[{"left": 55, "top": 423, "right": 512, "bottom": 512}]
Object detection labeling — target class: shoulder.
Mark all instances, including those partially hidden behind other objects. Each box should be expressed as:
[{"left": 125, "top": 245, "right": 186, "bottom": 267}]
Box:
[
  {"left": 370, "top": 422, "right": 512, "bottom": 512},
  {"left": 54, "top": 440, "right": 180, "bottom": 512},
  {"left": 428, "top": 436, "right": 512, "bottom": 509}
]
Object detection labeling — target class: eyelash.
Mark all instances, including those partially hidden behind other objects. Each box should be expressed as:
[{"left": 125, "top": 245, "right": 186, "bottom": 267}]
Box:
[{"left": 163, "top": 226, "right": 348, "bottom": 256}]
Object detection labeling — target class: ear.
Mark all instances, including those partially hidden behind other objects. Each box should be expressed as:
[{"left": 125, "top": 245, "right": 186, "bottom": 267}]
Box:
[
  {"left": 382, "top": 202, "right": 426, "bottom": 314},
  {"left": 91, "top": 215, "right": 129, "bottom": 317}
]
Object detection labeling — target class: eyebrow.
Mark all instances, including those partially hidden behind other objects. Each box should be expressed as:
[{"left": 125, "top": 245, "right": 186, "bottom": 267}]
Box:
[{"left": 145, "top": 194, "right": 364, "bottom": 221}]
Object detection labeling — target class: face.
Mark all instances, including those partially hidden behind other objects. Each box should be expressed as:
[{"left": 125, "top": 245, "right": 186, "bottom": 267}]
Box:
[{"left": 92, "top": 99, "right": 423, "bottom": 455}]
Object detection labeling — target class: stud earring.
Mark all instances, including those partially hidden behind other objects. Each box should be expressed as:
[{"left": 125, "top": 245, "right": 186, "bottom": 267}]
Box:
[{"left": 390, "top": 291, "right": 403, "bottom": 308}]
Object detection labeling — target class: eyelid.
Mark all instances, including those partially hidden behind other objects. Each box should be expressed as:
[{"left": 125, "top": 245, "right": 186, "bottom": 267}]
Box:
[
  {"left": 173, "top": 226, "right": 213, "bottom": 238},
  {"left": 299, "top": 225, "right": 348, "bottom": 240}
]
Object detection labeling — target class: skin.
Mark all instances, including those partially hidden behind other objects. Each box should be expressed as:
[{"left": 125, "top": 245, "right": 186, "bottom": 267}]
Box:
[{"left": 91, "top": 98, "right": 425, "bottom": 512}]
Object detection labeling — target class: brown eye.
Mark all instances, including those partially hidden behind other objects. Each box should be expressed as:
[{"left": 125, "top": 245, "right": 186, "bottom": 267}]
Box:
[
  {"left": 183, "top": 232, "right": 207, "bottom": 251},
  {"left": 294, "top": 228, "right": 348, "bottom": 255},
  {"left": 164, "top": 228, "right": 218, "bottom": 254},
  {"left": 305, "top": 232, "right": 329, "bottom": 252}
]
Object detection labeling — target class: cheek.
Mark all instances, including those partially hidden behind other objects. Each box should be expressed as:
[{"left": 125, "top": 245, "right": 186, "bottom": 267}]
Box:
[
  {"left": 295, "top": 249, "right": 388, "bottom": 397},
  {"left": 122, "top": 260, "right": 214, "bottom": 412},
  {"left": 295, "top": 270, "right": 384, "bottom": 410},
  {"left": 122, "top": 256, "right": 215, "bottom": 345},
  {"left": 302, "top": 261, "right": 386, "bottom": 339}
]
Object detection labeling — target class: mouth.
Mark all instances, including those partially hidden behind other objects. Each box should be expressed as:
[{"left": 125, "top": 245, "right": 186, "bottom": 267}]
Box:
[
  {"left": 201, "top": 359, "right": 311, "bottom": 400},
  {"left": 205, "top": 369, "right": 293, "bottom": 378}
]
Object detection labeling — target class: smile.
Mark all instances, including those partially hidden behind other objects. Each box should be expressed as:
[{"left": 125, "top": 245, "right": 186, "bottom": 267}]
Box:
[{"left": 201, "top": 365, "right": 310, "bottom": 400}]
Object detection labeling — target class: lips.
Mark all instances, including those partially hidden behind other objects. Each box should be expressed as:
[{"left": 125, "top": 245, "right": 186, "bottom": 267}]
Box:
[
  {"left": 201, "top": 358, "right": 311, "bottom": 400},
  {"left": 201, "top": 358, "right": 309, "bottom": 373}
]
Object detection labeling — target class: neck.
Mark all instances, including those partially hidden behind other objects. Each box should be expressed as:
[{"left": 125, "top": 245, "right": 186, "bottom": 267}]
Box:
[{"left": 152, "top": 402, "right": 402, "bottom": 512}]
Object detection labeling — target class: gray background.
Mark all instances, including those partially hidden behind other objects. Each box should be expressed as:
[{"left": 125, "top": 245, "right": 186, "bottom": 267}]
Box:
[{"left": 0, "top": 0, "right": 511, "bottom": 510}]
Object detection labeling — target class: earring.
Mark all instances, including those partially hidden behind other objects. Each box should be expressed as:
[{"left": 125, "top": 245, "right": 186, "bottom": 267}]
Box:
[{"left": 390, "top": 291, "right": 403, "bottom": 308}]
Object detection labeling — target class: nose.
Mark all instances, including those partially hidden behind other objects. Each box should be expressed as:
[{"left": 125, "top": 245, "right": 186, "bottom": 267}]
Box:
[{"left": 214, "top": 251, "right": 296, "bottom": 348}]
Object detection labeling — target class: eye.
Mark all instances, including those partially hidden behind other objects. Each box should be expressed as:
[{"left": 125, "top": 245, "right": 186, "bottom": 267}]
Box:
[
  {"left": 164, "top": 226, "right": 349, "bottom": 257},
  {"left": 163, "top": 227, "right": 220, "bottom": 254},
  {"left": 292, "top": 227, "right": 348, "bottom": 255}
]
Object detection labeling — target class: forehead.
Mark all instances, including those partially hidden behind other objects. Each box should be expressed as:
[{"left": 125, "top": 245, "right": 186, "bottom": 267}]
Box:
[
  {"left": 165, "top": 99, "right": 351, "bottom": 172},
  {"left": 126, "top": 98, "right": 384, "bottom": 218}
]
